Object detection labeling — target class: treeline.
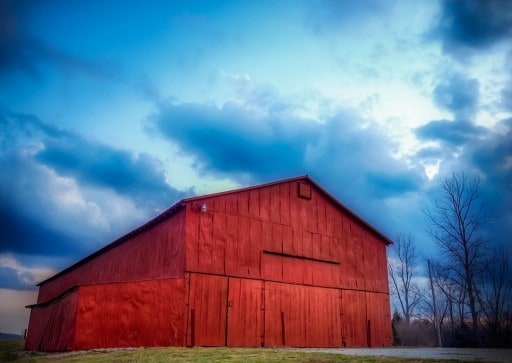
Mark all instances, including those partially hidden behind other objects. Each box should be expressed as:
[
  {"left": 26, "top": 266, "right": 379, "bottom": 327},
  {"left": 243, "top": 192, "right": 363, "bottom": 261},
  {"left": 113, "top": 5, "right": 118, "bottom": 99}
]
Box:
[
  {"left": 391, "top": 309, "right": 512, "bottom": 347},
  {"left": 388, "top": 173, "right": 512, "bottom": 347}
]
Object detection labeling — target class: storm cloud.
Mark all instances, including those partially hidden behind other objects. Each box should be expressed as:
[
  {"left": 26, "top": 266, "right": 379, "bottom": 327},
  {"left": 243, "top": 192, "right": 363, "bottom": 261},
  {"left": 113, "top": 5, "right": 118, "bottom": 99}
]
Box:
[
  {"left": 150, "top": 101, "right": 318, "bottom": 179},
  {"left": 415, "top": 116, "right": 512, "bottom": 248},
  {"left": 0, "top": 111, "right": 183, "bottom": 264},
  {"left": 150, "top": 98, "right": 425, "bottom": 234},
  {"left": 0, "top": 0, "right": 118, "bottom": 80},
  {"left": 415, "top": 119, "right": 488, "bottom": 146},
  {"left": 433, "top": 73, "right": 480, "bottom": 119},
  {"left": 432, "top": 0, "right": 512, "bottom": 59}
]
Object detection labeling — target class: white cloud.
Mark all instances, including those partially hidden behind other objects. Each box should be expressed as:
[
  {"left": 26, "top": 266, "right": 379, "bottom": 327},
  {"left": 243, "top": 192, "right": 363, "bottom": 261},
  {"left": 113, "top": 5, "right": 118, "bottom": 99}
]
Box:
[
  {"left": 424, "top": 160, "right": 441, "bottom": 180},
  {"left": 44, "top": 167, "right": 110, "bottom": 232},
  {"left": 10, "top": 161, "right": 112, "bottom": 241},
  {"left": 0, "top": 254, "right": 55, "bottom": 286}
]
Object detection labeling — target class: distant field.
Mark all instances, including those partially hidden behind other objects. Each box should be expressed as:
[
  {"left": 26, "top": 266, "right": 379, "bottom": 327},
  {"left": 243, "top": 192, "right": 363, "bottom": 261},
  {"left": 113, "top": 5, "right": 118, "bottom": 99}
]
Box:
[{"left": 1, "top": 340, "right": 472, "bottom": 363}]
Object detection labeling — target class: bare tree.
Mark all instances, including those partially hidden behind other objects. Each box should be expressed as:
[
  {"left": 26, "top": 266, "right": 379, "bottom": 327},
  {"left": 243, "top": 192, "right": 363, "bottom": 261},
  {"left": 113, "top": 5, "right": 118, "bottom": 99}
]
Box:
[
  {"left": 388, "top": 234, "right": 421, "bottom": 324},
  {"left": 480, "top": 247, "right": 512, "bottom": 345},
  {"left": 428, "top": 260, "right": 442, "bottom": 346},
  {"left": 430, "top": 262, "right": 460, "bottom": 341},
  {"left": 424, "top": 172, "right": 492, "bottom": 341}
]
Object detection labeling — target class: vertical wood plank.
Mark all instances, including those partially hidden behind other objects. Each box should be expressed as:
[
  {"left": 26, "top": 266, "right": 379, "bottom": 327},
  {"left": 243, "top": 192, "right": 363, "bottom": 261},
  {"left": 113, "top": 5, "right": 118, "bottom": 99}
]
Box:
[
  {"left": 187, "top": 274, "right": 227, "bottom": 347},
  {"left": 269, "top": 185, "right": 281, "bottom": 223},
  {"left": 249, "top": 218, "right": 262, "bottom": 278},
  {"left": 259, "top": 187, "right": 270, "bottom": 221},
  {"left": 248, "top": 189, "right": 260, "bottom": 219},
  {"left": 341, "top": 290, "right": 367, "bottom": 347},
  {"left": 279, "top": 182, "right": 291, "bottom": 226},
  {"left": 227, "top": 278, "right": 264, "bottom": 347},
  {"left": 282, "top": 227, "right": 293, "bottom": 255},
  {"left": 311, "top": 233, "right": 322, "bottom": 260},
  {"left": 237, "top": 191, "right": 249, "bottom": 217},
  {"left": 224, "top": 214, "right": 239, "bottom": 276},
  {"left": 271, "top": 223, "right": 283, "bottom": 253},
  {"left": 302, "top": 230, "right": 312, "bottom": 258}
]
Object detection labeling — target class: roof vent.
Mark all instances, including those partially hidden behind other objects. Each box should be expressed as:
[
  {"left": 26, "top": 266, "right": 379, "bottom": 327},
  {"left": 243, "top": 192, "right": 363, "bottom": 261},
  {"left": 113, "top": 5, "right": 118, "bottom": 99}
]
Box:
[{"left": 298, "top": 182, "right": 312, "bottom": 200}]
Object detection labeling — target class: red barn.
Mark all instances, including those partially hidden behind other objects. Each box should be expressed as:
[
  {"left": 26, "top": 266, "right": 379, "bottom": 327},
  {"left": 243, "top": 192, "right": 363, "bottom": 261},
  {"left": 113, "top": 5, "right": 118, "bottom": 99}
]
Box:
[{"left": 25, "top": 175, "right": 392, "bottom": 351}]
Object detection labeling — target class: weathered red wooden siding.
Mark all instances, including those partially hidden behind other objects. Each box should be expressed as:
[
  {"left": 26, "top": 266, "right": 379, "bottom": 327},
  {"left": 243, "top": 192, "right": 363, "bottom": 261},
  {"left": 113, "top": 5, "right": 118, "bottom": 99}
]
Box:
[
  {"left": 25, "top": 289, "right": 78, "bottom": 351},
  {"left": 74, "top": 278, "right": 186, "bottom": 349},
  {"left": 264, "top": 282, "right": 342, "bottom": 347},
  {"left": 226, "top": 278, "right": 264, "bottom": 347},
  {"left": 363, "top": 234, "right": 390, "bottom": 293},
  {"left": 186, "top": 274, "right": 345, "bottom": 348},
  {"left": 186, "top": 273, "right": 228, "bottom": 347},
  {"left": 185, "top": 275, "right": 390, "bottom": 349},
  {"left": 340, "top": 289, "right": 367, "bottom": 347},
  {"left": 186, "top": 273, "right": 266, "bottom": 347},
  {"left": 183, "top": 178, "right": 391, "bottom": 348},
  {"left": 184, "top": 180, "right": 388, "bottom": 292},
  {"left": 38, "top": 209, "right": 186, "bottom": 303},
  {"left": 365, "top": 292, "right": 392, "bottom": 347}
]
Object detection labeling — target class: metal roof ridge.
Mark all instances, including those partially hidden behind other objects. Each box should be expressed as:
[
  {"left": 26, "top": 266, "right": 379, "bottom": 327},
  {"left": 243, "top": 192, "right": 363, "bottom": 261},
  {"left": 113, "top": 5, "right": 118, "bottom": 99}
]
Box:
[{"left": 182, "top": 174, "right": 310, "bottom": 202}]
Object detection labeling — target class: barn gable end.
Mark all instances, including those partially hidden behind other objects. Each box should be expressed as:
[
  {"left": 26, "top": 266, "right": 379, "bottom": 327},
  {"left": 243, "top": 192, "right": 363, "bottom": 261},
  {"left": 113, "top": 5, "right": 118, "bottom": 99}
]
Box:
[
  {"left": 183, "top": 176, "right": 390, "bottom": 291},
  {"left": 26, "top": 175, "right": 392, "bottom": 351}
]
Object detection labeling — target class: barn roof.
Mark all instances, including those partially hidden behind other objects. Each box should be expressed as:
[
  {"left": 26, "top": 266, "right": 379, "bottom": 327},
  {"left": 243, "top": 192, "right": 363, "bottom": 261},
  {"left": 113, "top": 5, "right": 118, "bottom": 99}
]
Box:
[{"left": 38, "top": 175, "right": 391, "bottom": 286}]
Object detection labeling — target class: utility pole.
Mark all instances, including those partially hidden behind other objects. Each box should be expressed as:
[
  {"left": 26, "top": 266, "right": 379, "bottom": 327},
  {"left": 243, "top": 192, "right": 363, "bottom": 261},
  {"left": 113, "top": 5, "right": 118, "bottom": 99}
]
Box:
[{"left": 428, "top": 259, "right": 442, "bottom": 347}]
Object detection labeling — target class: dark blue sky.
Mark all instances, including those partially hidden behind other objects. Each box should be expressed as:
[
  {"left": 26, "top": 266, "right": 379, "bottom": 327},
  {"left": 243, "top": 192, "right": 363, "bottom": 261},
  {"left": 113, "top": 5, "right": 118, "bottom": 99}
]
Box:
[{"left": 1, "top": 0, "right": 511, "bottom": 334}]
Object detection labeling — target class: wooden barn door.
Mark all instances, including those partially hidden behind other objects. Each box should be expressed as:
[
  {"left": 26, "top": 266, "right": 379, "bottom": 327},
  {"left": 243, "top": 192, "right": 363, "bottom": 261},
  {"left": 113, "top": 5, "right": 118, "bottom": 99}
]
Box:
[
  {"left": 226, "top": 278, "right": 264, "bottom": 347},
  {"left": 187, "top": 273, "right": 228, "bottom": 346},
  {"left": 340, "top": 289, "right": 368, "bottom": 347},
  {"left": 263, "top": 282, "right": 342, "bottom": 347},
  {"left": 365, "top": 292, "right": 392, "bottom": 347}
]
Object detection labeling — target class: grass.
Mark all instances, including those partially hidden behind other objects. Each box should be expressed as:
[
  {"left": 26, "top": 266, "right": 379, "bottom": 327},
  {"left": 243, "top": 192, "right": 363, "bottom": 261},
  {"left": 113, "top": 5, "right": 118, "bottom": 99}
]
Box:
[{"left": 1, "top": 340, "right": 473, "bottom": 363}]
